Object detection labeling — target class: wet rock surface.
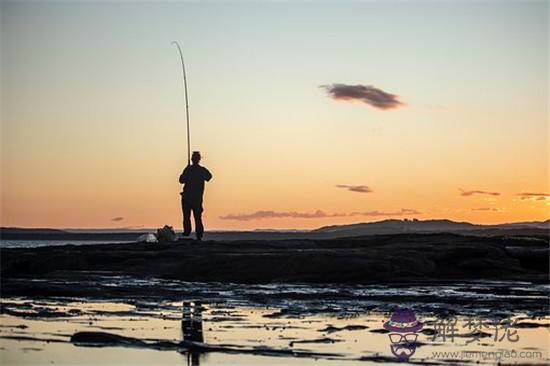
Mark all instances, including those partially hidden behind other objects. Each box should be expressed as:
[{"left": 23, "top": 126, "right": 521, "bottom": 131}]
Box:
[{"left": 1, "top": 234, "right": 547, "bottom": 295}]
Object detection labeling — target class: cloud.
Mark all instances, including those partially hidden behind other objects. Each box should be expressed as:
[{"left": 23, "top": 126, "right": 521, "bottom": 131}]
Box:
[
  {"left": 220, "top": 208, "right": 420, "bottom": 221},
  {"left": 219, "top": 210, "right": 343, "bottom": 221},
  {"left": 516, "top": 192, "right": 549, "bottom": 201},
  {"left": 321, "top": 83, "right": 404, "bottom": 110},
  {"left": 460, "top": 189, "right": 500, "bottom": 197},
  {"left": 349, "top": 208, "right": 421, "bottom": 217},
  {"left": 111, "top": 217, "right": 124, "bottom": 222},
  {"left": 471, "top": 207, "right": 499, "bottom": 212},
  {"left": 336, "top": 184, "right": 373, "bottom": 193}
]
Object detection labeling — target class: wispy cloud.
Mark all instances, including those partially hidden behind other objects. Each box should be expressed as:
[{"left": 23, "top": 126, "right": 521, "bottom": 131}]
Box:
[
  {"left": 349, "top": 208, "right": 421, "bottom": 217},
  {"left": 111, "top": 216, "right": 124, "bottom": 222},
  {"left": 516, "top": 192, "right": 549, "bottom": 201},
  {"left": 220, "top": 208, "right": 420, "bottom": 221},
  {"left": 220, "top": 210, "right": 341, "bottom": 221},
  {"left": 321, "top": 83, "right": 404, "bottom": 110},
  {"left": 336, "top": 184, "right": 373, "bottom": 193},
  {"left": 460, "top": 189, "right": 500, "bottom": 197},
  {"left": 471, "top": 207, "right": 500, "bottom": 212}
]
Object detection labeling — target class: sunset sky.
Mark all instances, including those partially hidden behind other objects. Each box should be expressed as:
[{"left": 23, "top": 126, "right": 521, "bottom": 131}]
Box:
[{"left": 1, "top": 1, "right": 548, "bottom": 230}]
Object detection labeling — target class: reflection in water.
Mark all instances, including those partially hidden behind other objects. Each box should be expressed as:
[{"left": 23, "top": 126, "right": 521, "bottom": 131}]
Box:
[
  {"left": 182, "top": 301, "right": 204, "bottom": 366},
  {"left": 0, "top": 296, "right": 548, "bottom": 365}
]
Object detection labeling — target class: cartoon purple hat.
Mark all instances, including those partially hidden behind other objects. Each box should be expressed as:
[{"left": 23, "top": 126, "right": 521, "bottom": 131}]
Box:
[{"left": 383, "top": 309, "right": 423, "bottom": 333}]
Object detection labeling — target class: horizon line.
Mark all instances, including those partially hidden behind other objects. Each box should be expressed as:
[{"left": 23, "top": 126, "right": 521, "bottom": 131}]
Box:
[{"left": 1, "top": 217, "right": 548, "bottom": 232}]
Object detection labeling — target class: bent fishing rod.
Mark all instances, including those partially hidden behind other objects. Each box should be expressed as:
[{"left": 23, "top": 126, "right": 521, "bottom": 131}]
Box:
[{"left": 172, "top": 41, "right": 191, "bottom": 165}]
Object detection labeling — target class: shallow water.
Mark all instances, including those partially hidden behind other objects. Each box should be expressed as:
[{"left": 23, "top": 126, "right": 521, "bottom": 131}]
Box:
[
  {"left": 1, "top": 281, "right": 549, "bottom": 365},
  {"left": 0, "top": 240, "right": 132, "bottom": 249},
  {"left": 10, "top": 275, "right": 548, "bottom": 317}
]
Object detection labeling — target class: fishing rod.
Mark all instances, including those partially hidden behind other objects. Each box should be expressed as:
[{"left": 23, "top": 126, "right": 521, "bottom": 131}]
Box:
[{"left": 171, "top": 41, "right": 191, "bottom": 165}]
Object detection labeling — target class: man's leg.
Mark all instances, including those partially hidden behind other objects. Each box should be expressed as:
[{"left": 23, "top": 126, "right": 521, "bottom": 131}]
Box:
[
  {"left": 192, "top": 203, "right": 204, "bottom": 240},
  {"left": 182, "top": 198, "right": 192, "bottom": 237}
]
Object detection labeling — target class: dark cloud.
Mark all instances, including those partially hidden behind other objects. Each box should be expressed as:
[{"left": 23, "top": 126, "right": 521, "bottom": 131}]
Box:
[
  {"left": 321, "top": 83, "right": 404, "bottom": 110},
  {"left": 460, "top": 189, "right": 500, "bottom": 197},
  {"left": 336, "top": 184, "right": 373, "bottom": 193},
  {"left": 220, "top": 208, "right": 420, "bottom": 221},
  {"left": 471, "top": 207, "right": 499, "bottom": 212},
  {"left": 516, "top": 192, "right": 549, "bottom": 201},
  {"left": 111, "top": 217, "right": 124, "bottom": 222}
]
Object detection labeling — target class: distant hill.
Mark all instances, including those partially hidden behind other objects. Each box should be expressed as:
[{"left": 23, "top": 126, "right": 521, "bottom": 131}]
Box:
[
  {"left": 0, "top": 227, "right": 69, "bottom": 235},
  {"left": 0, "top": 227, "right": 145, "bottom": 241},
  {"left": 496, "top": 220, "right": 550, "bottom": 229},
  {"left": 315, "top": 219, "right": 478, "bottom": 233},
  {"left": 313, "top": 219, "right": 549, "bottom": 238}
]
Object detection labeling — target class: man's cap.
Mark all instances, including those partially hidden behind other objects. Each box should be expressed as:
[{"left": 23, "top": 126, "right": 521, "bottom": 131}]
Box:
[{"left": 192, "top": 151, "right": 201, "bottom": 157}]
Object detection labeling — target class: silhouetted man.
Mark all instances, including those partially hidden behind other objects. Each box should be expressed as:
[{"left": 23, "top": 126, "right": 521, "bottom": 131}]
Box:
[{"left": 179, "top": 151, "right": 212, "bottom": 240}]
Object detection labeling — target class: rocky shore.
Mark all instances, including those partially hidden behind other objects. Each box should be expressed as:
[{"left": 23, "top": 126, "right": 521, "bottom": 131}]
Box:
[{"left": 2, "top": 233, "right": 548, "bottom": 298}]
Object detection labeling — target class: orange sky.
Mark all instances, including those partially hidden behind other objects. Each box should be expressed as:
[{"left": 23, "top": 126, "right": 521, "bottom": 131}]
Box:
[{"left": 1, "top": 1, "right": 548, "bottom": 230}]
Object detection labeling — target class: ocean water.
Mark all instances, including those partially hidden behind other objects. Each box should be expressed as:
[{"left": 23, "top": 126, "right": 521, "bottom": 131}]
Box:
[{"left": 0, "top": 239, "right": 133, "bottom": 249}]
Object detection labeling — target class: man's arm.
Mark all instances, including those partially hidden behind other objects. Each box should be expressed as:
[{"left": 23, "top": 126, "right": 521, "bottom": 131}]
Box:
[
  {"left": 203, "top": 167, "right": 213, "bottom": 182},
  {"left": 179, "top": 165, "right": 190, "bottom": 184}
]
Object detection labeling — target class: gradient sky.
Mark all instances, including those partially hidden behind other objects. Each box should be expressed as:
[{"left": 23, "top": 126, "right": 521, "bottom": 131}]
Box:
[{"left": 1, "top": 0, "right": 548, "bottom": 230}]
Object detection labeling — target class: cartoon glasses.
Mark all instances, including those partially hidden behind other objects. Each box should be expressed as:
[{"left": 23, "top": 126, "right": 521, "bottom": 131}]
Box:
[{"left": 388, "top": 333, "right": 418, "bottom": 343}]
